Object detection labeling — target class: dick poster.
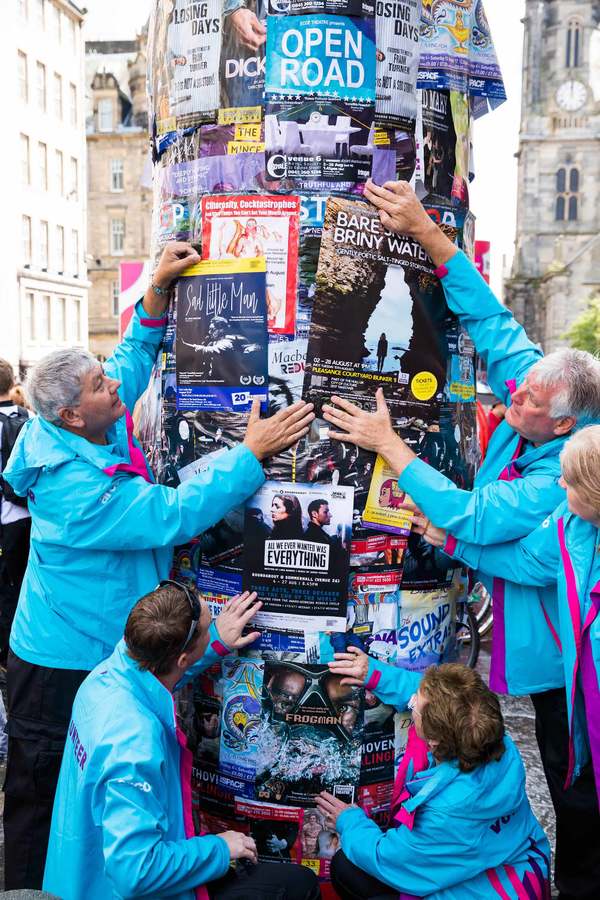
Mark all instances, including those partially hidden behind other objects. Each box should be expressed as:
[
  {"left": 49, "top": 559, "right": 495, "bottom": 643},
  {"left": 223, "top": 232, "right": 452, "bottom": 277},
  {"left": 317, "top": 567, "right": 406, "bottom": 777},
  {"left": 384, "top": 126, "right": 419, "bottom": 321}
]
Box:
[
  {"left": 243, "top": 481, "right": 354, "bottom": 632},
  {"left": 175, "top": 258, "right": 268, "bottom": 412},
  {"left": 201, "top": 194, "right": 300, "bottom": 334}
]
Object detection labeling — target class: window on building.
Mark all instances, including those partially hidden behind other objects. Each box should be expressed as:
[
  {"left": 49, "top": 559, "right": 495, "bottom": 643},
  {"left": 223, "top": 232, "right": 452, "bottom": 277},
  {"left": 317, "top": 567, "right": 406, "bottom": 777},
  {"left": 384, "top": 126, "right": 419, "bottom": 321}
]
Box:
[
  {"left": 39, "top": 294, "right": 51, "bottom": 341},
  {"left": 20, "top": 133, "right": 30, "bottom": 184},
  {"left": 111, "top": 218, "right": 125, "bottom": 254},
  {"left": 35, "top": 0, "right": 45, "bottom": 29},
  {"left": 69, "top": 157, "right": 78, "bottom": 199},
  {"left": 55, "top": 149, "right": 63, "bottom": 195},
  {"left": 22, "top": 215, "right": 32, "bottom": 264},
  {"left": 26, "top": 291, "right": 35, "bottom": 341},
  {"left": 555, "top": 166, "right": 580, "bottom": 221},
  {"left": 18, "top": 0, "right": 28, "bottom": 21},
  {"left": 56, "top": 225, "right": 64, "bottom": 272},
  {"left": 52, "top": 4, "right": 61, "bottom": 42},
  {"left": 18, "top": 51, "right": 28, "bottom": 103},
  {"left": 54, "top": 296, "right": 66, "bottom": 341},
  {"left": 53, "top": 72, "right": 62, "bottom": 118},
  {"left": 69, "top": 82, "right": 77, "bottom": 126},
  {"left": 112, "top": 280, "right": 120, "bottom": 316},
  {"left": 98, "top": 98, "right": 113, "bottom": 132},
  {"left": 38, "top": 141, "right": 48, "bottom": 190},
  {"left": 73, "top": 298, "right": 82, "bottom": 342},
  {"left": 71, "top": 229, "right": 79, "bottom": 275},
  {"left": 111, "top": 159, "right": 124, "bottom": 191},
  {"left": 566, "top": 18, "right": 582, "bottom": 68},
  {"left": 36, "top": 61, "right": 46, "bottom": 111},
  {"left": 70, "top": 18, "right": 77, "bottom": 53},
  {"left": 40, "top": 221, "right": 49, "bottom": 268}
]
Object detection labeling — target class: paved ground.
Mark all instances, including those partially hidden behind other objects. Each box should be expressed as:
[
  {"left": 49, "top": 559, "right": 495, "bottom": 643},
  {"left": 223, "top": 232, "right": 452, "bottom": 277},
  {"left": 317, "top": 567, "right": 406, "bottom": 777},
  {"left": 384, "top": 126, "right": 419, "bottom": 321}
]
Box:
[{"left": 0, "top": 642, "right": 557, "bottom": 894}]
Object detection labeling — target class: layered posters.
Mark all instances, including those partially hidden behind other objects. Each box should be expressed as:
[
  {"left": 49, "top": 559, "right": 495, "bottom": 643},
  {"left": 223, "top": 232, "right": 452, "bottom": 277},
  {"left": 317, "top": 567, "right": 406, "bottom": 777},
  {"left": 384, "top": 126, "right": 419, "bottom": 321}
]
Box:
[
  {"left": 148, "top": 0, "right": 221, "bottom": 139},
  {"left": 255, "top": 660, "right": 364, "bottom": 805},
  {"left": 362, "top": 454, "right": 415, "bottom": 534},
  {"left": 175, "top": 258, "right": 268, "bottom": 412},
  {"left": 243, "top": 481, "right": 353, "bottom": 632},
  {"left": 268, "top": 0, "right": 374, "bottom": 15},
  {"left": 375, "top": 0, "right": 420, "bottom": 129},
  {"left": 220, "top": 0, "right": 266, "bottom": 111},
  {"left": 302, "top": 197, "right": 447, "bottom": 420},
  {"left": 201, "top": 195, "right": 300, "bottom": 334},
  {"left": 417, "top": 0, "right": 506, "bottom": 102},
  {"left": 419, "top": 88, "right": 456, "bottom": 201},
  {"left": 347, "top": 570, "right": 401, "bottom": 662},
  {"left": 264, "top": 14, "right": 377, "bottom": 192}
]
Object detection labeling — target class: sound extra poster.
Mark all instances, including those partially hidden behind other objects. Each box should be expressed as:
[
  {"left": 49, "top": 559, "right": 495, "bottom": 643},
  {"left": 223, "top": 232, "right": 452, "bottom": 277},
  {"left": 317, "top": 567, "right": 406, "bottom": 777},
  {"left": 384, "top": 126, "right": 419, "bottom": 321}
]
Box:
[
  {"left": 347, "top": 570, "right": 401, "bottom": 662},
  {"left": 417, "top": 0, "right": 506, "bottom": 102},
  {"left": 243, "top": 481, "right": 353, "bottom": 632},
  {"left": 255, "top": 660, "right": 364, "bottom": 805},
  {"left": 302, "top": 197, "right": 447, "bottom": 421},
  {"left": 201, "top": 195, "right": 300, "bottom": 335},
  {"left": 219, "top": 0, "right": 266, "bottom": 110},
  {"left": 419, "top": 88, "right": 456, "bottom": 201},
  {"left": 219, "top": 658, "right": 264, "bottom": 797},
  {"left": 375, "top": 0, "right": 420, "bottom": 129},
  {"left": 175, "top": 258, "right": 268, "bottom": 412},
  {"left": 268, "top": 0, "right": 374, "bottom": 16},
  {"left": 362, "top": 454, "right": 415, "bottom": 534},
  {"left": 264, "top": 98, "right": 374, "bottom": 193},
  {"left": 148, "top": 0, "right": 221, "bottom": 141},
  {"left": 396, "top": 585, "right": 457, "bottom": 670}
]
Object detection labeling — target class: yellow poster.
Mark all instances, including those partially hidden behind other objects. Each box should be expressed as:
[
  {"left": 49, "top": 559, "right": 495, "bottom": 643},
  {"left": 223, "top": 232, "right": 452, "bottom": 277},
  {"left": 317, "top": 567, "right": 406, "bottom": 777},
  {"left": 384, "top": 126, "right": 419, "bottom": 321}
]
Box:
[{"left": 362, "top": 455, "right": 415, "bottom": 535}]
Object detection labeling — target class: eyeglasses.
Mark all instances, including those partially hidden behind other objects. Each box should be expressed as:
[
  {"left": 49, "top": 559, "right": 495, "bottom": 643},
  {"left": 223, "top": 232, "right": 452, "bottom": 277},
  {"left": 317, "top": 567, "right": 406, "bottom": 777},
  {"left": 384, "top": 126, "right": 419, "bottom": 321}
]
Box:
[{"left": 158, "top": 579, "right": 200, "bottom": 655}]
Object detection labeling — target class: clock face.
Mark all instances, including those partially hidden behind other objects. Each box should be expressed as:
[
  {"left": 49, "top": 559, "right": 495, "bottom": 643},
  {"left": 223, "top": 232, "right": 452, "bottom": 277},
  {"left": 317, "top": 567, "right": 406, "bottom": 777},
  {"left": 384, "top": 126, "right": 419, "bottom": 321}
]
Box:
[{"left": 556, "top": 80, "right": 587, "bottom": 111}]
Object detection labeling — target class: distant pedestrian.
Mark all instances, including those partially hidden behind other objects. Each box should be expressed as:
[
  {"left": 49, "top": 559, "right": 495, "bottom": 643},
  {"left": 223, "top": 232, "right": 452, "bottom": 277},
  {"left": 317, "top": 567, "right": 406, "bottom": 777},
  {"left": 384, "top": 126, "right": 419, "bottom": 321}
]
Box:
[{"left": 376, "top": 332, "right": 388, "bottom": 374}]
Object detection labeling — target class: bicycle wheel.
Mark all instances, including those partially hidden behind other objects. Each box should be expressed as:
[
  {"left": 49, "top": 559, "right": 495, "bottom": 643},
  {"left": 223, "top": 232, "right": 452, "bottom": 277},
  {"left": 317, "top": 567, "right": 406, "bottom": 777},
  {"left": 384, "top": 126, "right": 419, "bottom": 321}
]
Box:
[
  {"left": 469, "top": 582, "right": 494, "bottom": 638},
  {"left": 454, "top": 601, "right": 481, "bottom": 669}
]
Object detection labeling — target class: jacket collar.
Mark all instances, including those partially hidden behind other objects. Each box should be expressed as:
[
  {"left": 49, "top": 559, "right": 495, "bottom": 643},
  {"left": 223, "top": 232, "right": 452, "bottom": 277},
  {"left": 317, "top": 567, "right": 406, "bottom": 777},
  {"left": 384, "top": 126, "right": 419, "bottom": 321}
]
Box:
[{"left": 104, "top": 639, "right": 177, "bottom": 734}]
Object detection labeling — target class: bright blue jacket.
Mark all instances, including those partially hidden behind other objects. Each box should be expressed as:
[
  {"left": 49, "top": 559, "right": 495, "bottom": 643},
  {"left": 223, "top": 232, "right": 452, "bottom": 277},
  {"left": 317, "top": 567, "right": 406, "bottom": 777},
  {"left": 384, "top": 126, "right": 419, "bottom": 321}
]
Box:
[
  {"left": 398, "top": 251, "right": 565, "bottom": 695},
  {"left": 4, "top": 301, "right": 265, "bottom": 670},
  {"left": 446, "top": 501, "right": 600, "bottom": 802},
  {"left": 336, "top": 658, "right": 551, "bottom": 899},
  {"left": 43, "top": 621, "right": 233, "bottom": 900}
]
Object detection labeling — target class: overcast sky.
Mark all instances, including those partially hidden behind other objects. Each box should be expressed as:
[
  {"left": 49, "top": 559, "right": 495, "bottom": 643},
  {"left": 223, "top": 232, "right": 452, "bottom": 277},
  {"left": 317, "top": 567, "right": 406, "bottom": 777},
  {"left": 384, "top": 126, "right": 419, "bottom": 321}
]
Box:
[{"left": 83, "top": 0, "right": 525, "bottom": 294}]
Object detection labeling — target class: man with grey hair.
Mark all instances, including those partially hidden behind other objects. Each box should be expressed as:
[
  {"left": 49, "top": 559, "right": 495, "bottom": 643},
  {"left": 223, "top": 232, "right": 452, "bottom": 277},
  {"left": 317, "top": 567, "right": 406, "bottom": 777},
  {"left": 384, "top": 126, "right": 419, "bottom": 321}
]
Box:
[
  {"left": 2, "top": 241, "right": 314, "bottom": 890},
  {"left": 322, "top": 180, "right": 600, "bottom": 898}
]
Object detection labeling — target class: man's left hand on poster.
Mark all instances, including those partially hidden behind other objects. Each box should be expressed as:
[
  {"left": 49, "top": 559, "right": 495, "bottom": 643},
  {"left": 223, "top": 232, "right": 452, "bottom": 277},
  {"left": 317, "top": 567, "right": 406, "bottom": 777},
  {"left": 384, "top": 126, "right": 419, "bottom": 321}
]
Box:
[
  {"left": 214, "top": 590, "right": 263, "bottom": 649},
  {"left": 315, "top": 790, "right": 355, "bottom": 829}
]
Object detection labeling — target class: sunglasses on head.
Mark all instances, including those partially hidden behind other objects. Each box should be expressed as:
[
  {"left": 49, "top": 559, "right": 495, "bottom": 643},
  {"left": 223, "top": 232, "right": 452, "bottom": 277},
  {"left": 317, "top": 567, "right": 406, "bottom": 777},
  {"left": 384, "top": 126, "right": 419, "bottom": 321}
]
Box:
[{"left": 158, "top": 579, "right": 201, "bottom": 655}]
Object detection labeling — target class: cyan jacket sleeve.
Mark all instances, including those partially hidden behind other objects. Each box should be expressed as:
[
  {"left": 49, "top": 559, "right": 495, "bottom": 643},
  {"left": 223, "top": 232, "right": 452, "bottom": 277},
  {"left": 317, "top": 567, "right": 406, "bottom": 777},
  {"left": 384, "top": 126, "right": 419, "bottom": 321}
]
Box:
[
  {"left": 439, "top": 252, "right": 543, "bottom": 403},
  {"left": 446, "top": 505, "right": 563, "bottom": 589},
  {"left": 176, "top": 621, "right": 231, "bottom": 689},
  {"left": 99, "top": 747, "right": 229, "bottom": 897},
  {"left": 363, "top": 657, "right": 422, "bottom": 709},
  {"left": 399, "top": 457, "right": 564, "bottom": 545},
  {"left": 103, "top": 299, "right": 167, "bottom": 413},
  {"left": 47, "top": 443, "right": 264, "bottom": 551},
  {"left": 336, "top": 803, "right": 509, "bottom": 895}
]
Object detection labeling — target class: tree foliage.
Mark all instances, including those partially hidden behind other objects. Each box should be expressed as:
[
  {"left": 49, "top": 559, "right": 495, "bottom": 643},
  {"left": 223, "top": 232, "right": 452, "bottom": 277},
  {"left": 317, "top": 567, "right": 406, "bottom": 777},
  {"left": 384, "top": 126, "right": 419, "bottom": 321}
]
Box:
[{"left": 565, "top": 294, "right": 600, "bottom": 354}]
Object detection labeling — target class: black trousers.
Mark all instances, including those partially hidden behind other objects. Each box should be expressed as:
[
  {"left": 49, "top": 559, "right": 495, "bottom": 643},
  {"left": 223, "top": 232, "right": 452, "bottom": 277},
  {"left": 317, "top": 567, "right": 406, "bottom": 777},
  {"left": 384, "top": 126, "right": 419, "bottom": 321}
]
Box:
[
  {"left": 208, "top": 862, "right": 321, "bottom": 899},
  {"left": 531, "top": 687, "right": 600, "bottom": 899},
  {"left": 0, "top": 517, "right": 31, "bottom": 664},
  {"left": 330, "top": 850, "right": 398, "bottom": 900},
  {"left": 4, "top": 650, "right": 89, "bottom": 890}
]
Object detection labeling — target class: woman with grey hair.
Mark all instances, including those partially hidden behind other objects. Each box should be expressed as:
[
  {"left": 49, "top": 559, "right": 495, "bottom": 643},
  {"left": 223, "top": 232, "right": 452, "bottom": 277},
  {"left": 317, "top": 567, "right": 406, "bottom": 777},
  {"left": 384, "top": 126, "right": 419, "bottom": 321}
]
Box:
[{"left": 1, "top": 241, "right": 314, "bottom": 890}]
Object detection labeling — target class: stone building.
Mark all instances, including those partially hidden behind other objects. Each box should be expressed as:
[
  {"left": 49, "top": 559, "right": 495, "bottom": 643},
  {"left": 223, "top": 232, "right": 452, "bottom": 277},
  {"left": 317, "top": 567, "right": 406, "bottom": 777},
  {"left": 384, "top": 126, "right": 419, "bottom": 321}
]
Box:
[
  {"left": 86, "top": 32, "right": 152, "bottom": 358},
  {"left": 505, "top": 0, "right": 600, "bottom": 350}
]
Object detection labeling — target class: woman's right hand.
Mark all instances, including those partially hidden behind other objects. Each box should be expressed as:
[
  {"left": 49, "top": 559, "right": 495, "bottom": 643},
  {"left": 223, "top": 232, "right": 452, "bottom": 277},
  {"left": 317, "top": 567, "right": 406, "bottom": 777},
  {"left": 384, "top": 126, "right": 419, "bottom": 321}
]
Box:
[
  {"left": 327, "top": 647, "right": 370, "bottom": 686},
  {"left": 243, "top": 399, "right": 314, "bottom": 461},
  {"left": 412, "top": 513, "right": 447, "bottom": 548},
  {"left": 219, "top": 831, "right": 258, "bottom": 864}
]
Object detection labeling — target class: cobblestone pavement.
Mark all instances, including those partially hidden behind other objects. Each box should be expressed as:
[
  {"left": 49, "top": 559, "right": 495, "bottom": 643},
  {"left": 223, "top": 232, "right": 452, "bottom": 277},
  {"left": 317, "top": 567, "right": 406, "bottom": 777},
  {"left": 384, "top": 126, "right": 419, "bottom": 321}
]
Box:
[{"left": 0, "top": 643, "right": 557, "bottom": 894}]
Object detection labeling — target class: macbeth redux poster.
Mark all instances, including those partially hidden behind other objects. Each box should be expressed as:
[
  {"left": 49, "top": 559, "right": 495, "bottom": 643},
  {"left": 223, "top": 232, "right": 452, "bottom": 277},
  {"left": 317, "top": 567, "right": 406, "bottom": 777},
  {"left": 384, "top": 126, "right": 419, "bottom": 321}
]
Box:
[
  {"left": 302, "top": 197, "right": 447, "bottom": 421},
  {"left": 243, "top": 481, "right": 353, "bottom": 632}
]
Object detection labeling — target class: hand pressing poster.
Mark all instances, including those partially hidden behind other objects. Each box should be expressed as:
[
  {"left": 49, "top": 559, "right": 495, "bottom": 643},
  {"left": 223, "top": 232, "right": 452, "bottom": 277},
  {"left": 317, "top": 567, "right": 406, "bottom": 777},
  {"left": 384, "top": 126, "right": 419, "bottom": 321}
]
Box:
[
  {"left": 201, "top": 195, "right": 300, "bottom": 335},
  {"left": 243, "top": 481, "right": 354, "bottom": 632},
  {"left": 302, "top": 196, "right": 447, "bottom": 422},
  {"left": 175, "top": 258, "right": 268, "bottom": 412}
]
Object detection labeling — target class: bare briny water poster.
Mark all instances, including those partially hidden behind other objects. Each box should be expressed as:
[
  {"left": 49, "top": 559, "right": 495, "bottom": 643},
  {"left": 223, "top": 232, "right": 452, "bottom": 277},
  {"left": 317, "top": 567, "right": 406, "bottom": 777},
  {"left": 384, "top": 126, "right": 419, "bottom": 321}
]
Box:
[
  {"left": 302, "top": 197, "right": 447, "bottom": 421},
  {"left": 148, "top": 0, "right": 221, "bottom": 139},
  {"left": 175, "top": 258, "right": 268, "bottom": 412},
  {"left": 201, "top": 195, "right": 300, "bottom": 335},
  {"left": 243, "top": 481, "right": 353, "bottom": 631}
]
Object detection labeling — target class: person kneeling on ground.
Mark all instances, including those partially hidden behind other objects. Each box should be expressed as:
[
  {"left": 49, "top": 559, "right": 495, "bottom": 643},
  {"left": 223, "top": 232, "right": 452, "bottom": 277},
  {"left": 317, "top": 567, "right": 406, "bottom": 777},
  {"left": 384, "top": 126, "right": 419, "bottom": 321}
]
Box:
[
  {"left": 316, "top": 648, "right": 550, "bottom": 900},
  {"left": 43, "top": 583, "right": 320, "bottom": 900}
]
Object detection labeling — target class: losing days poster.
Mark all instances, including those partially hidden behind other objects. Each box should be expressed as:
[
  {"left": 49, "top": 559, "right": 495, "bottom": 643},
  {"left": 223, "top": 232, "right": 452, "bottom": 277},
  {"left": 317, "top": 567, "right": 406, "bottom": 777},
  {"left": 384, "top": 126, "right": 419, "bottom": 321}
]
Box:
[{"left": 302, "top": 197, "right": 447, "bottom": 421}]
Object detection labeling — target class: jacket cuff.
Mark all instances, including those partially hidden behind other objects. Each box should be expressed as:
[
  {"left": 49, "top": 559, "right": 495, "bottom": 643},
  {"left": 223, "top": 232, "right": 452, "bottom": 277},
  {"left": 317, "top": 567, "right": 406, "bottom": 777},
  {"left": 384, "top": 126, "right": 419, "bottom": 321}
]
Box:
[
  {"left": 127, "top": 299, "right": 168, "bottom": 340},
  {"left": 398, "top": 457, "right": 444, "bottom": 499},
  {"left": 336, "top": 805, "right": 365, "bottom": 836},
  {"left": 443, "top": 534, "right": 458, "bottom": 556},
  {"left": 232, "top": 442, "right": 266, "bottom": 491},
  {"left": 364, "top": 656, "right": 384, "bottom": 690},
  {"left": 199, "top": 621, "right": 232, "bottom": 670}
]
